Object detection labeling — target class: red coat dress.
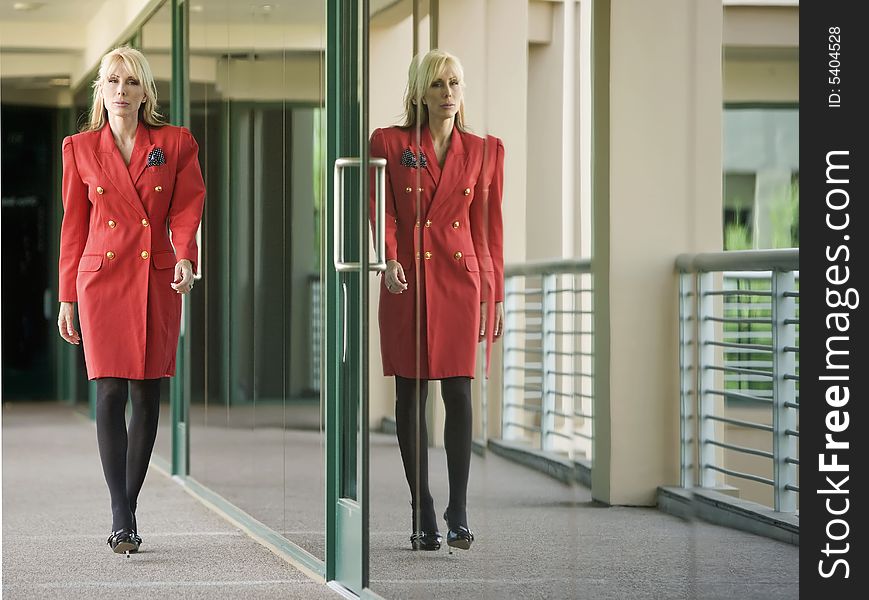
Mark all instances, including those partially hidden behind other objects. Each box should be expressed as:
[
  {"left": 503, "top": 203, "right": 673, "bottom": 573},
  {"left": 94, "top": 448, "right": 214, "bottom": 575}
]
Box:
[
  {"left": 58, "top": 121, "right": 206, "bottom": 380},
  {"left": 370, "top": 126, "right": 504, "bottom": 379}
]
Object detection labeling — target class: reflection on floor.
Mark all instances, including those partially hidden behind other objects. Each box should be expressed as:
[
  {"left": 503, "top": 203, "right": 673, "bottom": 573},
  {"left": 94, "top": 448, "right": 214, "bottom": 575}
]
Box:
[
  {"left": 368, "top": 431, "right": 799, "bottom": 600},
  {"left": 173, "top": 402, "right": 326, "bottom": 562},
  {"left": 155, "top": 401, "right": 800, "bottom": 599}
]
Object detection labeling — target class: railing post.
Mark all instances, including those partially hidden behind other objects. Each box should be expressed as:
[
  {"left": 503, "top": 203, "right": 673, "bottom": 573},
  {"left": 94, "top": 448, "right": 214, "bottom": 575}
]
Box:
[
  {"left": 541, "top": 273, "right": 557, "bottom": 452},
  {"left": 697, "top": 271, "right": 717, "bottom": 488},
  {"left": 502, "top": 276, "right": 521, "bottom": 442},
  {"left": 679, "top": 271, "right": 695, "bottom": 488},
  {"left": 771, "top": 270, "right": 797, "bottom": 512}
]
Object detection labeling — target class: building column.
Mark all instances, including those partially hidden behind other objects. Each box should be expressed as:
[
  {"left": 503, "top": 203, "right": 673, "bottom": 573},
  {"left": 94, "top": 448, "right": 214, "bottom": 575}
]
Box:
[{"left": 591, "top": 0, "right": 723, "bottom": 504}]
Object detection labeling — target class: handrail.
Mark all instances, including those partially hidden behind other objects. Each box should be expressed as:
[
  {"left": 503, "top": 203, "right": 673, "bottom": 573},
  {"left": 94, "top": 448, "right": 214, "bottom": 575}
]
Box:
[
  {"left": 505, "top": 258, "right": 592, "bottom": 277},
  {"left": 676, "top": 248, "right": 798, "bottom": 272}
]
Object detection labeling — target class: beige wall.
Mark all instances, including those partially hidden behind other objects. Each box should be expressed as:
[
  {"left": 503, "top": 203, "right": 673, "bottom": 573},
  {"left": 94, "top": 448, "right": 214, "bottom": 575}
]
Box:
[
  {"left": 724, "top": 58, "right": 798, "bottom": 103},
  {"left": 594, "top": 0, "right": 723, "bottom": 505}
]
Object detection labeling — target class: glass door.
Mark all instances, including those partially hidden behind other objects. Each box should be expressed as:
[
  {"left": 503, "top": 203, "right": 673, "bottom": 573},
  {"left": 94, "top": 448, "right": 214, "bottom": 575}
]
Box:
[{"left": 325, "top": 0, "right": 383, "bottom": 594}]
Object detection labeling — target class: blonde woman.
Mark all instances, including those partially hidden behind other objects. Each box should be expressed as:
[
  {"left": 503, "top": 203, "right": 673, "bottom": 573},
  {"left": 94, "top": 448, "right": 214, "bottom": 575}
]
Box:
[
  {"left": 57, "top": 46, "right": 205, "bottom": 555},
  {"left": 370, "top": 49, "right": 505, "bottom": 551}
]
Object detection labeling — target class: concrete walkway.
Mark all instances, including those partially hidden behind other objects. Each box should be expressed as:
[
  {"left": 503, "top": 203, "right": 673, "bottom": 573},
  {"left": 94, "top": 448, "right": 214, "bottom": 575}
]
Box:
[
  {"left": 1, "top": 401, "right": 338, "bottom": 600},
  {"left": 2, "top": 401, "right": 800, "bottom": 599}
]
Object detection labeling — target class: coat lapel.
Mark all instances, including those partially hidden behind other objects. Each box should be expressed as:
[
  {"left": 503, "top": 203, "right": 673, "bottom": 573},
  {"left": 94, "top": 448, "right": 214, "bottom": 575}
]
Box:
[
  {"left": 93, "top": 122, "right": 148, "bottom": 218},
  {"left": 419, "top": 127, "right": 440, "bottom": 187},
  {"left": 129, "top": 121, "right": 156, "bottom": 186},
  {"left": 428, "top": 127, "right": 468, "bottom": 212}
]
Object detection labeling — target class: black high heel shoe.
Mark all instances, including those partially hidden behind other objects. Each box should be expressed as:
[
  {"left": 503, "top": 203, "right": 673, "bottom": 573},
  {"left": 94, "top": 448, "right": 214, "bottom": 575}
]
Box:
[
  {"left": 130, "top": 514, "right": 142, "bottom": 552},
  {"left": 107, "top": 528, "right": 140, "bottom": 556},
  {"left": 410, "top": 530, "right": 442, "bottom": 551},
  {"left": 443, "top": 510, "right": 474, "bottom": 550}
]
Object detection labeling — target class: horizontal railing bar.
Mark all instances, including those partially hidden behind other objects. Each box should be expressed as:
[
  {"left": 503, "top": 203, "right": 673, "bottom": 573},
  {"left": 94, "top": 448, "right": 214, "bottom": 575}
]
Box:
[
  {"left": 783, "top": 346, "right": 800, "bottom": 353},
  {"left": 783, "top": 319, "right": 800, "bottom": 325},
  {"left": 785, "top": 429, "right": 799, "bottom": 437},
  {"left": 784, "top": 401, "right": 799, "bottom": 409},
  {"left": 505, "top": 258, "right": 592, "bottom": 277},
  {"left": 705, "top": 464, "right": 775, "bottom": 486},
  {"left": 706, "top": 341, "right": 773, "bottom": 352},
  {"left": 708, "top": 316, "right": 772, "bottom": 325},
  {"left": 676, "top": 249, "right": 798, "bottom": 272},
  {"left": 705, "top": 415, "right": 773, "bottom": 432},
  {"left": 505, "top": 289, "right": 543, "bottom": 296},
  {"left": 783, "top": 292, "right": 800, "bottom": 298},
  {"left": 785, "top": 484, "right": 800, "bottom": 492},
  {"left": 705, "top": 439, "right": 774, "bottom": 459},
  {"left": 546, "top": 409, "right": 574, "bottom": 419},
  {"left": 505, "top": 365, "right": 543, "bottom": 372},
  {"left": 573, "top": 431, "right": 593, "bottom": 440},
  {"left": 707, "top": 389, "right": 773, "bottom": 404},
  {"left": 505, "top": 422, "right": 542, "bottom": 433},
  {"left": 705, "top": 290, "right": 773, "bottom": 298},
  {"left": 545, "top": 430, "right": 573, "bottom": 440},
  {"left": 506, "top": 329, "right": 544, "bottom": 335},
  {"left": 783, "top": 374, "right": 800, "bottom": 381},
  {"left": 785, "top": 457, "right": 800, "bottom": 465},
  {"left": 707, "top": 364, "right": 773, "bottom": 378},
  {"left": 573, "top": 412, "right": 593, "bottom": 419}
]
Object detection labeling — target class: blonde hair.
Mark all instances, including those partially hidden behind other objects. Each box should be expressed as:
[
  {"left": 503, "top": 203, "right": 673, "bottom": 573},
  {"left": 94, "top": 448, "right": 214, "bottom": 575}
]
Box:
[
  {"left": 401, "top": 49, "right": 467, "bottom": 132},
  {"left": 84, "top": 46, "right": 165, "bottom": 132}
]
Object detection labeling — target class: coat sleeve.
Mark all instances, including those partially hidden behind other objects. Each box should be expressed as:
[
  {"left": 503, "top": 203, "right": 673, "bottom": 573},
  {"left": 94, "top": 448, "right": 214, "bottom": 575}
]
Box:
[
  {"left": 488, "top": 137, "right": 505, "bottom": 302},
  {"left": 169, "top": 128, "right": 206, "bottom": 274},
  {"left": 470, "top": 136, "right": 506, "bottom": 303},
  {"left": 58, "top": 136, "right": 90, "bottom": 302},
  {"left": 369, "top": 128, "right": 399, "bottom": 262}
]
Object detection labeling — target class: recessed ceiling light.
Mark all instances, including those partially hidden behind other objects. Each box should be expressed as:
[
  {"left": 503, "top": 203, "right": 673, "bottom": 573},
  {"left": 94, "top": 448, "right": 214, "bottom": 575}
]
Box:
[
  {"left": 13, "top": 2, "right": 45, "bottom": 11},
  {"left": 49, "top": 77, "right": 71, "bottom": 87},
  {"left": 190, "top": 4, "right": 204, "bottom": 12},
  {"left": 262, "top": 4, "right": 273, "bottom": 11}
]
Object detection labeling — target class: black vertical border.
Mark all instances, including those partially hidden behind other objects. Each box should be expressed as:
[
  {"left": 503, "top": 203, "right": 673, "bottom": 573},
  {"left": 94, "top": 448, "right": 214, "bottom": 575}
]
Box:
[{"left": 801, "top": 1, "right": 866, "bottom": 596}]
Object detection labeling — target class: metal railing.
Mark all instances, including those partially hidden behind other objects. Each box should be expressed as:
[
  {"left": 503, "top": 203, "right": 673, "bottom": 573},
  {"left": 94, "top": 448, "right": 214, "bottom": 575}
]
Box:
[
  {"left": 677, "top": 249, "right": 799, "bottom": 513},
  {"left": 501, "top": 259, "right": 593, "bottom": 462}
]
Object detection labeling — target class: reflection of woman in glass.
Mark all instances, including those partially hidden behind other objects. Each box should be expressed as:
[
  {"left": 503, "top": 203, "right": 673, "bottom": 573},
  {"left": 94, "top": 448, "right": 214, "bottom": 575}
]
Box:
[
  {"left": 370, "top": 49, "right": 504, "bottom": 551},
  {"left": 57, "top": 46, "right": 205, "bottom": 555}
]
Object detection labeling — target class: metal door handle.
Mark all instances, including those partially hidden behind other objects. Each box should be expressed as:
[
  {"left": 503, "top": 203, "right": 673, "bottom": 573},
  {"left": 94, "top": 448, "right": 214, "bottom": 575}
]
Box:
[{"left": 334, "top": 157, "right": 387, "bottom": 272}]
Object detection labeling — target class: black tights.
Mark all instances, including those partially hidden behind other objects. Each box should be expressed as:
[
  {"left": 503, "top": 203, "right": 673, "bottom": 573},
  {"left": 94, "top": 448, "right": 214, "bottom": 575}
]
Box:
[
  {"left": 95, "top": 377, "right": 161, "bottom": 532},
  {"left": 395, "top": 376, "right": 473, "bottom": 532}
]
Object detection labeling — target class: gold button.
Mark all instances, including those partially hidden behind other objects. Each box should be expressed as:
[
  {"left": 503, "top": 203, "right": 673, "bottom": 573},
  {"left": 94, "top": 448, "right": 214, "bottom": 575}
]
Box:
[
  {"left": 405, "top": 187, "right": 412, "bottom": 194},
  {"left": 424, "top": 219, "right": 432, "bottom": 228},
  {"left": 424, "top": 251, "right": 432, "bottom": 260},
  {"left": 452, "top": 220, "right": 460, "bottom": 229},
  {"left": 155, "top": 185, "right": 163, "bottom": 192},
  {"left": 463, "top": 188, "right": 471, "bottom": 196},
  {"left": 107, "top": 220, "right": 116, "bottom": 228},
  {"left": 106, "top": 251, "right": 115, "bottom": 260},
  {"left": 454, "top": 251, "right": 463, "bottom": 260},
  {"left": 418, "top": 187, "right": 423, "bottom": 193},
  {"left": 141, "top": 251, "right": 149, "bottom": 260},
  {"left": 96, "top": 186, "right": 104, "bottom": 195},
  {"left": 141, "top": 218, "right": 149, "bottom": 227},
  {"left": 415, "top": 220, "right": 420, "bottom": 228},
  {"left": 416, "top": 251, "right": 420, "bottom": 259}
]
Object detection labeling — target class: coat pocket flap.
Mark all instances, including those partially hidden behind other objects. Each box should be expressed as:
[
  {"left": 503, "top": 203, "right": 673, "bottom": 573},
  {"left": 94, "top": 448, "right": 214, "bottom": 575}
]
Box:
[
  {"left": 464, "top": 255, "right": 480, "bottom": 272},
  {"left": 78, "top": 254, "right": 103, "bottom": 272},
  {"left": 151, "top": 252, "right": 177, "bottom": 270}
]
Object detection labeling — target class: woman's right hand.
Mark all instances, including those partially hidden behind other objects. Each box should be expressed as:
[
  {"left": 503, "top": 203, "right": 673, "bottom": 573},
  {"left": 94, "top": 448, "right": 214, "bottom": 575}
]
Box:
[
  {"left": 384, "top": 260, "right": 408, "bottom": 294},
  {"left": 57, "top": 302, "right": 81, "bottom": 345}
]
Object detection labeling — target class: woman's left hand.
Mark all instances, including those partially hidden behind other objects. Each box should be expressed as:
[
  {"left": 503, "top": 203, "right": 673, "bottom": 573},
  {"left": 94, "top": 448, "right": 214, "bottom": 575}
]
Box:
[
  {"left": 479, "top": 301, "right": 505, "bottom": 341},
  {"left": 171, "top": 259, "right": 195, "bottom": 294}
]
